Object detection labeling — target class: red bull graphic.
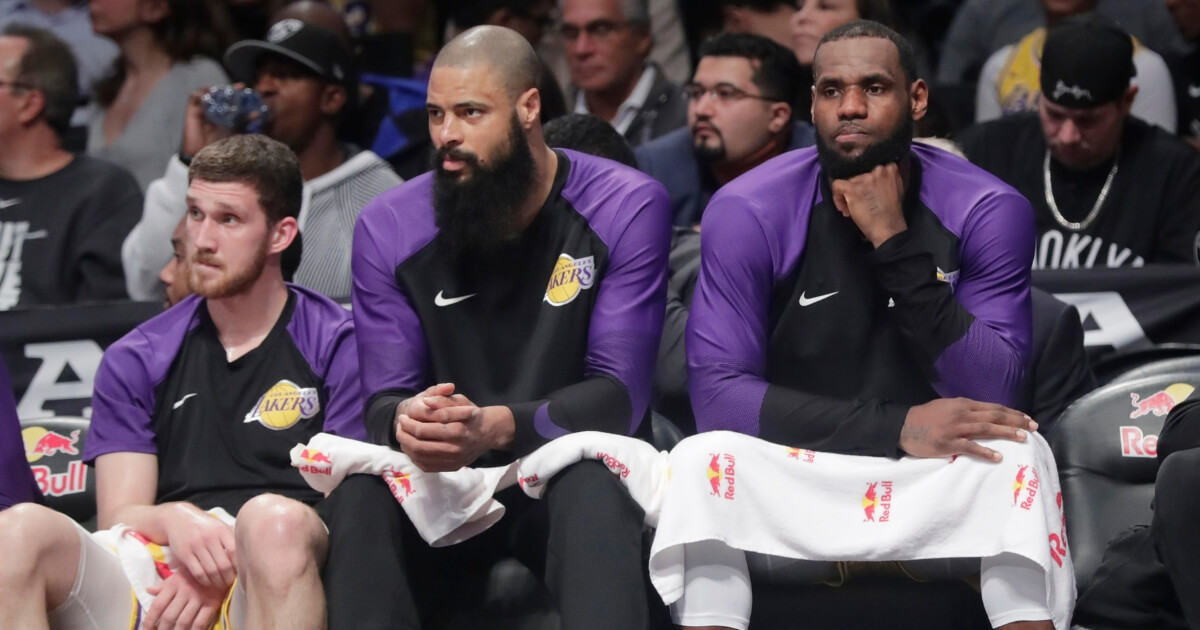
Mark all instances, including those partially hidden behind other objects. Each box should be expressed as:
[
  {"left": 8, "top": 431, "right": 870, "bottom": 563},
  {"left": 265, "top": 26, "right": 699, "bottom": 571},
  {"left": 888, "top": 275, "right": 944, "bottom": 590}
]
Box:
[
  {"left": 1129, "top": 383, "right": 1194, "bottom": 419},
  {"left": 297, "top": 448, "right": 333, "bottom": 475},
  {"left": 1049, "top": 492, "right": 1069, "bottom": 568},
  {"left": 1120, "top": 426, "right": 1159, "bottom": 458},
  {"left": 596, "top": 451, "right": 631, "bottom": 478},
  {"left": 22, "top": 427, "right": 81, "bottom": 463},
  {"left": 862, "top": 481, "right": 893, "bottom": 522},
  {"left": 1012, "top": 465, "right": 1040, "bottom": 510},
  {"left": 30, "top": 460, "right": 88, "bottom": 497},
  {"left": 705, "top": 453, "right": 736, "bottom": 500},
  {"left": 786, "top": 447, "right": 815, "bottom": 463},
  {"left": 519, "top": 473, "right": 540, "bottom": 489},
  {"left": 384, "top": 472, "right": 415, "bottom": 503}
]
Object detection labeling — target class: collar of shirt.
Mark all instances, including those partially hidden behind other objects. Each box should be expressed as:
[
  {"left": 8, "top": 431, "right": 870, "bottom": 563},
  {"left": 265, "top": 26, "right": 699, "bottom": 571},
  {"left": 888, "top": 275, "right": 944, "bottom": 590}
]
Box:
[{"left": 574, "top": 64, "right": 657, "bottom": 136}]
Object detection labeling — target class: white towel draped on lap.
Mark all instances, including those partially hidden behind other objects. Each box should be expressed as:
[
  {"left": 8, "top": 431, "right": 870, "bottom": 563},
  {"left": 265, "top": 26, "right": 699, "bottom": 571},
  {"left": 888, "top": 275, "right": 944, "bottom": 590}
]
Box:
[{"left": 649, "top": 431, "right": 1076, "bottom": 630}]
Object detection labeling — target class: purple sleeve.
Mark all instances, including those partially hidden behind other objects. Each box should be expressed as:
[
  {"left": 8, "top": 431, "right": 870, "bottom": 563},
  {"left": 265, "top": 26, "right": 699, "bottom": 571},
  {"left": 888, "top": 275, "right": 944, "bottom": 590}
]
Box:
[
  {"left": 685, "top": 194, "right": 774, "bottom": 435},
  {"left": 0, "top": 359, "right": 39, "bottom": 508},
  {"left": 509, "top": 181, "right": 672, "bottom": 455},
  {"left": 82, "top": 331, "right": 159, "bottom": 463},
  {"left": 872, "top": 190, "right": 1034, "bottom": 408},
  {"left": 351, "top": 203, "right": 430, "bottom": 444},
  {"left": 319, "top": 318, "right": 366, "bottom": 440}
]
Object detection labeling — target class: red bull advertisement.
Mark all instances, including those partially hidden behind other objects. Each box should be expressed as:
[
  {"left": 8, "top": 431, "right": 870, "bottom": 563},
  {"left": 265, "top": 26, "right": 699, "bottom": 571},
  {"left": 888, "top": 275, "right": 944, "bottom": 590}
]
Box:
[
  {"left": 596, "top": 451, "right": 631, "bottom": 479},
  {"left": 296, "top": 448, "right": 333, "bottom": 475},
  {"left": 30, "top": 460, "right": 88, "bottom": 497},
  {"left": 1011, "top": 465, "right": 1040, "bottom": 511},
  {"left": 519, "top": 473, "right": 541, "bottom": 489},
  {"left": 786, "top": 447, "right": 815, "bottom": 463},
  {"left": 384, "top": 472, "right": 415, "bottom": 503},
  {"left": 862, "top": 481, "right": 893, "bottom": 523},
  {"left": 22, "top": 427, "right": 81, "bottom": 463},
  {"left": 705, "top": 453, "right": 736, "bottom": 500},
  {"left": 1129, "top": 383, "right": 1194, "bottom": 419},
  {"left": 1119, "top": 426, "right": 1159, "bottom": 458}
]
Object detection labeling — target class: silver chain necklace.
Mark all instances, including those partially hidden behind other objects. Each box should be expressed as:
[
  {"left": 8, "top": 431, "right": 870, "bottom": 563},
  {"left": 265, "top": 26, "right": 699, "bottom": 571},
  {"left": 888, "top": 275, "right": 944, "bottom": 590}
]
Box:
[{"left": 1043, "top": 149, "right": 1119, "bottom": 231}]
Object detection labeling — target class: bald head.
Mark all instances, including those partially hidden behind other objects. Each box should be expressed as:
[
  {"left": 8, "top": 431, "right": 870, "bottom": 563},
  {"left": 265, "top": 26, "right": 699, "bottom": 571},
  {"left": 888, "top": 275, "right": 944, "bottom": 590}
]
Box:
[
  {"left": 435, "top": 25, "right": 542, "bottom": 100},
  {"left": 274, "top": 1, "right": 353, "bottom": 46}
]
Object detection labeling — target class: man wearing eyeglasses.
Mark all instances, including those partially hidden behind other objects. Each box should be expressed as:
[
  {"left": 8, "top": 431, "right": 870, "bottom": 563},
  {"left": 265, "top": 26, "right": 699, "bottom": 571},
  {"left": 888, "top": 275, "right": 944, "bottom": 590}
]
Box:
[
  {"left": 561, "top": 0, "right": 687, "bottom": 147},
  {"left": 0, "top": 24, "right": 141, "bottom": 310},
  {"left": 636, "top": 32, "right": 815, "bottom": 228}
]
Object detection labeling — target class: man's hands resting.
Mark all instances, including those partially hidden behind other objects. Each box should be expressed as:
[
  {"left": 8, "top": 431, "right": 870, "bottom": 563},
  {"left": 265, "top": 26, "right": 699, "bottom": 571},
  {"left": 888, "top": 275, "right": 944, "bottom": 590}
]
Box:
[
  {"left": 900, "top": 398, "right": 1039, "bottom": 461},
  {"left": 393, "top": 383, "right": 516, "bottom": 472}
]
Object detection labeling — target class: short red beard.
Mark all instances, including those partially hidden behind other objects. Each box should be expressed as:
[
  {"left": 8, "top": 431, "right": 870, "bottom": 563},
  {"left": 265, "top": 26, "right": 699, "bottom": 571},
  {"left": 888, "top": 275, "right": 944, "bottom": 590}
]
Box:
[{"left": 189, "top": 238, "right": 270, "bottom": 299}]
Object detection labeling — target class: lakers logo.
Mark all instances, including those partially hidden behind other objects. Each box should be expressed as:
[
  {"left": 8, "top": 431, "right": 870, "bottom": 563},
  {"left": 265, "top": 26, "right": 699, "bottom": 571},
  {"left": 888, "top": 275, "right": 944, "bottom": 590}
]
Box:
[
  {"left": 244, "top": 380, "right": 320, "bottom": 430},
  {"left": 544, "top": 254, "right": 595, "bottom": 306}
]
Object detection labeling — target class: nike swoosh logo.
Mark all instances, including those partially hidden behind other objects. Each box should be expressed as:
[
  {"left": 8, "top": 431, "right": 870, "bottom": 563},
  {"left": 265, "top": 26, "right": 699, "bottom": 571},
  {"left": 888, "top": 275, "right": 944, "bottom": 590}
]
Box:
[
  {"left": 434, "top": 291, "right": 476, "bottom": 307},
  {"left": 798, "top": 291, "right": 838, "bottom": 307},
  {"left": 0, "top": 198, "right": 19, "bottom": 209},
  {"left": 1190, "top": 84, "right": 1200, "bottom": 98},
  {"left": 173, "top": 393, "right": 198, "bottom": 409},
  {"left": 23, "top": 230, "right": 47, "bottom": 240}
]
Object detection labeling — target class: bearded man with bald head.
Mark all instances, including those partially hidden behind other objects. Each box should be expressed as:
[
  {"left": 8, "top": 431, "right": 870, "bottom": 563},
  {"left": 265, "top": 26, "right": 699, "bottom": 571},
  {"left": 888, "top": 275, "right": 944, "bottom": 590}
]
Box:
[{"left": 318, "top": 25, "right": 671, "bottom": 629}]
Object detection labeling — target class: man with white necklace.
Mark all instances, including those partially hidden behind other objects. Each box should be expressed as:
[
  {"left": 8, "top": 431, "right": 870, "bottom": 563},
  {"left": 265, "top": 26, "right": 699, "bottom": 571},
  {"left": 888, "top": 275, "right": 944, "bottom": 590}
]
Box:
[{"left": 959, "top": 14, "right": 1200, "bottom": 270}]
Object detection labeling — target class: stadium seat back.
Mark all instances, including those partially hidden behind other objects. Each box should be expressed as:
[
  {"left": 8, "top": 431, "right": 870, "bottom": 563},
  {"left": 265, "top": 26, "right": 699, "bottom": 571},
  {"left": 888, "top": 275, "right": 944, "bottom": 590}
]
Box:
[
  {"left": 1047, "top": 372, "right": 1200, "bottom": 591},
  {"left": 19, "top": 416, "right": 94, "bottom": 525},
  {"left": 1108, "top": 355, "right": 1200, "bottom": 385}
]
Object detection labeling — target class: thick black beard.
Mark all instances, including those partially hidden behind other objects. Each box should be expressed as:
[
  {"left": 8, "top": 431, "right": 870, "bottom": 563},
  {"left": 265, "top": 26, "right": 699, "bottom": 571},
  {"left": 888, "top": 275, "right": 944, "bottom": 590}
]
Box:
[
  {"left": 692, "top": 128, "right": 726, "bottom": 164},
  {"left": 816, "top": 116, "right": 914, "bottom": 181},
  {"left": 432, "top": 114, "right": 536, "bottom": 260}
]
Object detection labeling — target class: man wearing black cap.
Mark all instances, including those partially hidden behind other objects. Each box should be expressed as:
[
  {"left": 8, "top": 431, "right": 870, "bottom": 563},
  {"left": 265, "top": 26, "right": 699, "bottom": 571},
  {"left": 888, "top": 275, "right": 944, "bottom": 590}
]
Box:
[
  {"left": 122, "top": 13, "right": 402, "bottom": 302},
  {"left": 959, "top": 15, "right": 1200, "bottom": 270}
]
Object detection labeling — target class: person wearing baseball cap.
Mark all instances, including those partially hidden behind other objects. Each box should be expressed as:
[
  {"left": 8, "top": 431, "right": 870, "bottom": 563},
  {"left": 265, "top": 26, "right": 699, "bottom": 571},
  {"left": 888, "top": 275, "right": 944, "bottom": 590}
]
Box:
[
  {"left": 959, "top": 14, "right": 1200, "bottom": 270},
  {"left": 121, "top": 8, "right": 403, "bottom": 304}
]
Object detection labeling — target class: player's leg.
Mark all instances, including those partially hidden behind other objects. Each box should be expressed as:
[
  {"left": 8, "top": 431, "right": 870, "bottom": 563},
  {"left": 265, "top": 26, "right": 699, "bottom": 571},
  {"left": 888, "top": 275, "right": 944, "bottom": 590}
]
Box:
[
  {"left": 1152, "top": 447, "right": 1200, "bottom": 627},
  {"left": 320, "top": 474, "right": 423, "bottom": 630},
  {"left": 542, "top": 460, "right": 650, "bottom": 630},
  {"left": 235, "top": 494, "right": 329, "bottom": 630},
  {"left": 0, "top": 503, "right": 138, "bottom": 630}
]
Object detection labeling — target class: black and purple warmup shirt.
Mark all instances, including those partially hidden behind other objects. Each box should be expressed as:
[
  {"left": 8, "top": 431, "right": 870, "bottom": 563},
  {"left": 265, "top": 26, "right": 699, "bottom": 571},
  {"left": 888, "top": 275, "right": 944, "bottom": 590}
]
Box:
[
  {"left": 82, "top": 286, "right": 364, "bottom": 513},
  {"left": 688, "top": 144, "right": 1035, "bottom": 457},
  {"left": 1, "top": 358, "right": 39, "bottom": 508},
  {"left": 352, "top": 149, "right": 670, "bottom": 458}
]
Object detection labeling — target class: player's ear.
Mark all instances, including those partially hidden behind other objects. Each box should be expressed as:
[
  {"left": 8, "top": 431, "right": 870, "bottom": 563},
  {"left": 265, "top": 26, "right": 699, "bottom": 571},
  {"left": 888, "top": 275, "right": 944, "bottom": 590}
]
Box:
[{"left": 268, "top": 217, "right": 299, "bottom": 257}]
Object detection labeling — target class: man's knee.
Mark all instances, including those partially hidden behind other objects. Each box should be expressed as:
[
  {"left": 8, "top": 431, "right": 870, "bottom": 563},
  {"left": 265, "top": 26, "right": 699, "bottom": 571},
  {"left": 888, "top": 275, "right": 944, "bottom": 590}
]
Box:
[
  {"left": 236, "top": 494, "right": 327, "bottom": 576},
  {"left": 545, "top": 460, "right": 644, "bottom": 528},
  {"left": 0, "top": 503, "right": 78, "bottom": 564}
]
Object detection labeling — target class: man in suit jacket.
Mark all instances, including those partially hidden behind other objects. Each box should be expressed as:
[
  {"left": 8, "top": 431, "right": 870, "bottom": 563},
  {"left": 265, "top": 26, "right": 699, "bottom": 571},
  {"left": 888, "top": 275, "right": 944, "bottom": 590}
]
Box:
[{"left": 561, "top": 0, "right": 687, "bottom": 146}]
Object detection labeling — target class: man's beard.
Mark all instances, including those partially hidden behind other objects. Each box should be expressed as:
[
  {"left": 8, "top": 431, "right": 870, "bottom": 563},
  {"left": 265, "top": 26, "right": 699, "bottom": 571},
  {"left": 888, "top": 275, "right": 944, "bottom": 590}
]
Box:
[
  {"left": 189, "top": 239, "right": 269, "bottom": 299},
  {"left": 816, "top": 115, "right": 914, "bottom": 181},
  {"left": 432, "top": 114, "right": 536, "bottom": 260},
  {"left": 692, "top": 124, "right": 726, "bottom": 164}
]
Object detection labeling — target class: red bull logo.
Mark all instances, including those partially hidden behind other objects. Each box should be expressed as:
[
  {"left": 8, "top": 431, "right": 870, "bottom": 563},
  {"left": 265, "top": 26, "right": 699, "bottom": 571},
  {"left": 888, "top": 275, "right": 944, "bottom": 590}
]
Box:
[
  {"left": 1120, "top": 426, "right": 1159, "bottom": 458},
  {"left": 22, "top": 427, "right": 81, "bottom": 463},
  {"left": 297, "top": 448, "right": 333, "bottom": 475},
  {"left": 596, "top": 451, "right": 631, "bottom": 478},
  {"left": 30, "top": 461, "right": 88, "bottom": 497},
  {"left": 786, "top": 447, "right": 815, "bottom": 463},
  {"left": 385, "top": 472, "right": 416, "bottom": 503},
  {"left": 1129, "top": 383, "right": 1194, "bottom": 419},
  {"left": 862, "top": 481, "right": 893, "bottom": 522},
  {"left": 1012, "top": 465, "right": 1040, "bottom": 510},
  {"left": 519, "top": 473, "right": 541, "bottom": 489},
  {"left": 705, "top": 453, "right": 736, "bottom": 500}
]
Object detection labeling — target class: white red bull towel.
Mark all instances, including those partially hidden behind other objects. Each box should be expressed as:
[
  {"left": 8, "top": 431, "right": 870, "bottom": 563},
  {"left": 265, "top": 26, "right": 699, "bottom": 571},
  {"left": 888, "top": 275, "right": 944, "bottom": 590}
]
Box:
[
  {"left": 91, "top": 508, "right": 236, "bottom": 613},
  {"left": 648, "top": 431, "right": 1076, "bottom": 630},
  {"left": 516, "top": 431, "right": 669, "bottom": 527},
  {"left": 288, "top": 433, "right": 518, "bottom": 547}
]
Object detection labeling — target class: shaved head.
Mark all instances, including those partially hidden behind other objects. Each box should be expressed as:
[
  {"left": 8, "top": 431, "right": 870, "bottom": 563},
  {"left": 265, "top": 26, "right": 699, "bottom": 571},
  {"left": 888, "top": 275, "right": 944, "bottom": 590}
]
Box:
[{"left": 435, "top": 25, "right": 542, "bottom": 100}]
